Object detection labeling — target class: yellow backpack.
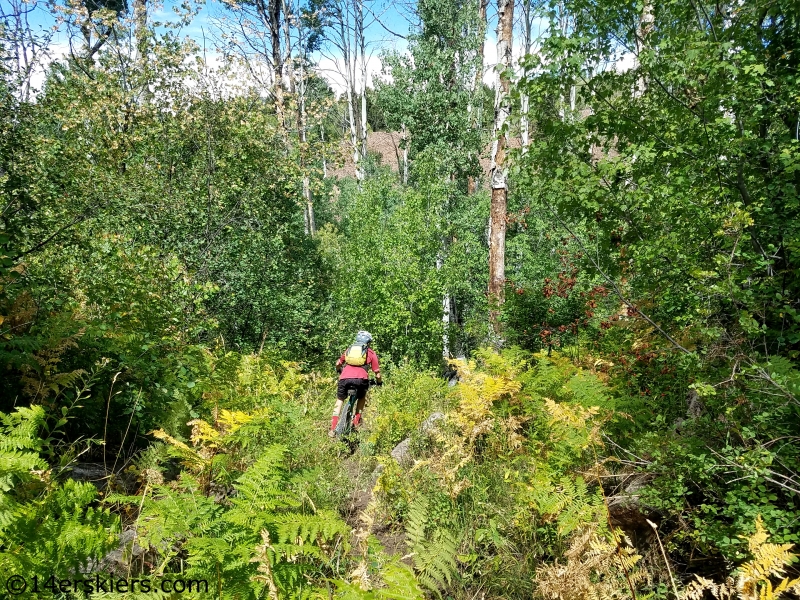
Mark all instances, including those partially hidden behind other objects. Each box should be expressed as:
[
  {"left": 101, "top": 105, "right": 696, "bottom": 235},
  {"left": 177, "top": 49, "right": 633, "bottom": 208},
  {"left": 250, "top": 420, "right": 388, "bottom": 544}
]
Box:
[{"left": 344, "top": 344, "right": 368, "bottom": 367}]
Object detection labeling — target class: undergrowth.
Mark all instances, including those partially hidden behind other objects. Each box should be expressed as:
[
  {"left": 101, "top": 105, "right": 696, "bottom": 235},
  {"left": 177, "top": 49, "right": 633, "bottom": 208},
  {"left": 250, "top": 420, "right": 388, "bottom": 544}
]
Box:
[{"left": 1, "top": 348, "right": 799, "bottom": 599}]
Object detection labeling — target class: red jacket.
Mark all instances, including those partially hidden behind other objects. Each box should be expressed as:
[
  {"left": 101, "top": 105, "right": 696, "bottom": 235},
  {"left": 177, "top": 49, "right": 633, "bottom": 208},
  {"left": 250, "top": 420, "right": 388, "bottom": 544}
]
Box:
[{"left": 337, "top": 347, "right": 380, "bottom": 380}]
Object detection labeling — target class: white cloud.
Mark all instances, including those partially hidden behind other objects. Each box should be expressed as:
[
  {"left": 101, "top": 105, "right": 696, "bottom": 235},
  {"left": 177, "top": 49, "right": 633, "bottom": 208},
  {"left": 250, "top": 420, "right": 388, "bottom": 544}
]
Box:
[
  {"left": 314, "top": 53, "right": 384, "bottom": 96},
  {"left": 28, "top": 40, "right": 72, "bottom": 95}
]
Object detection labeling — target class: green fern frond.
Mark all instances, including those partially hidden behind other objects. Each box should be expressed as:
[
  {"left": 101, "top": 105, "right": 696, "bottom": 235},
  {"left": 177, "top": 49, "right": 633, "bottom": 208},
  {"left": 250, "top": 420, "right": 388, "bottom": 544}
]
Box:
[
  {"left": 332, "top": 560, "right": 425, "bottom": 600},
  {"left": 0, "top": 405, "right": 46, "bottom": 452},
  {"left": 273, "top": 510, "right": 350, "bottom": 547},
  {"left": 377, "top": 561, "right": 426, "bottom": 599},
  {"left": 404, "top": 496, "right": 459, "bottom": 596}
]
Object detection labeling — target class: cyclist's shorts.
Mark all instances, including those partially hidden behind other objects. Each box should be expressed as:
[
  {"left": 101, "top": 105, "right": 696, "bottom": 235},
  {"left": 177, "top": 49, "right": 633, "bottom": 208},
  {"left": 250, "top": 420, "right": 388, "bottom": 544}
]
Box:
[{"left": 337, "top": 377, "right": 369, "bottom": 400}]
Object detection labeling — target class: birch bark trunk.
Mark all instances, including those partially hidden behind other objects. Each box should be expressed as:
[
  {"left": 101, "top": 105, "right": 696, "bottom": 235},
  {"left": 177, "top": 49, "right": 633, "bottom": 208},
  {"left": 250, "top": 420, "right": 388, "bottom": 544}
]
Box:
[
  {"left": 321, "top": 124, "right": 327, "bottom": 178},
  {"left": 467, "top": 0, "right": 488, "bottom": 195},
  {"left": 134, "top": 0, "right": 148, "bottom": 59},
  {"left": 298, "top": 39, "right": 315, "bottom": 235},
  {"left": 520, "top": 0, "right": 532, "bottom": 149},
  {"left": 282, "top": 0, "right": 295, "bottom": 95},
  {"left": 337, "top": 8, "right": 360, "bottom": 178},
  {"left": 357, "top": 0, "right": 368, "bottom": 179},
  {"left": 402, "top": 123, "right": 408, "bottom": 185},
  {"left": 634, "top": 0, "right": 654, "bottom": 95},
  {"left": 488, "top": 0, "right": 514, "bottom": 337},
  {"left": 438, "top": 255, "right": 451, "bottom": 359}
]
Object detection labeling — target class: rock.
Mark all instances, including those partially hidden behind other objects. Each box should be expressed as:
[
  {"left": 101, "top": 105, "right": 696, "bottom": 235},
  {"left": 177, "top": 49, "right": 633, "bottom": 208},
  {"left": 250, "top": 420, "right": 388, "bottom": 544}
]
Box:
[
  {"left": 421, "top": 412, "right": 446, "bottom": 433},
  {"left": 687, "top": 388, "right": 705, "bottom": 418},
  {"left": 390, "top": 413, "right": 447, "bottom": 466},
  {"left": 390, "top": 438, "right": 412, "bottom": 467},
  {"left": 444, "top": 367, "right": 460, "bottom": 387},
  {"left": 64, "top": 462, "right": 138, "bottom": 494},
  {"left": 65, "top": 463, "right": 109, "bottom": 483},
  {"left": 606, "top": 474, "right": 659, "bottom": 533},
  {"left": 93, "top": 528, "right": 147, "bottom": 576}
]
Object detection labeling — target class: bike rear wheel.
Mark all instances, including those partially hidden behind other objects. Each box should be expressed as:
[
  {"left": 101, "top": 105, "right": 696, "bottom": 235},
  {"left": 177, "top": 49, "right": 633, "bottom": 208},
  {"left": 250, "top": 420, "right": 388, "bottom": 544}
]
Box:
[{"left": 335, "top": 392, "right": 357, "bottom": 438}]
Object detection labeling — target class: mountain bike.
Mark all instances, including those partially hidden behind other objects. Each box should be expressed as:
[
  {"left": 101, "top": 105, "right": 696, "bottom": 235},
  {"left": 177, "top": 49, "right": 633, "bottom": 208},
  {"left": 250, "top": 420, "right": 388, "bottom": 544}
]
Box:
[{"left": 334, "top": 379, "right": 378, "bottom": 447}]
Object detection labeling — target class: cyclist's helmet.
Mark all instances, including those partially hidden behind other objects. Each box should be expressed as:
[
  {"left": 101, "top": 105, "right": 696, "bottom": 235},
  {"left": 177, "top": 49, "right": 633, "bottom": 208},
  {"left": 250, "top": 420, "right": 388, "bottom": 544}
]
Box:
[{"left": 355, "top": 330, "right": 373, "bottom": 345}]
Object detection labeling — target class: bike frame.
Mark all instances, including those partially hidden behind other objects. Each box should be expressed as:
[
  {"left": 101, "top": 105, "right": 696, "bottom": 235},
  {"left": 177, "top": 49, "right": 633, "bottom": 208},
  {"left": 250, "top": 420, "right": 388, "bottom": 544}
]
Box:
[{"left": 333, "top": 379, "right": 376, "bottom": 440}]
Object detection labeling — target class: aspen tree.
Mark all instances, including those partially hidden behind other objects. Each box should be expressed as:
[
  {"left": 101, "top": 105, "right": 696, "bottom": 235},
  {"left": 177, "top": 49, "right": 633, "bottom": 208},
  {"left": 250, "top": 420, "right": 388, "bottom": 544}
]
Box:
[{"left": 488, "top": 0, "right": 514, "bottom": 336}]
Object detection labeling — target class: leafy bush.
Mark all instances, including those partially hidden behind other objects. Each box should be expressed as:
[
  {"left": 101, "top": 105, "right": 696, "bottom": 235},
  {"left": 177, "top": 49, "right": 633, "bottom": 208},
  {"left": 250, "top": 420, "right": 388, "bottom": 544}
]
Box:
[{"left": 366, "top": 362, "right": 450, "bottom": 455}]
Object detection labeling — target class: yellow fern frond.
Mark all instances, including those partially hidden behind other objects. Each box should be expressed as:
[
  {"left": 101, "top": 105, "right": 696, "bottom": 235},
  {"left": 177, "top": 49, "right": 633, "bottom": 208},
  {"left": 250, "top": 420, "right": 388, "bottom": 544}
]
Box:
[
  {"left": 535, "top": 525, "right": 644, "bottom": 600},
  {"left": 747, "top": 516, "right": 771, "bottom": 553},
  {"left": 545, "top": 399, "right": 600, "bottom": 428},
  {"left": 188, "top": 419, "right": 220, "bottom": 448},
  {"left": 449, "top": 355, "right": 525, "bottom": 440},
  {"left": 151, "top": 429, "right": 207, "bottom": 470},
  {"left": 681, "top": 517, "right": 799, "bottom": 600},
  {"left": 217, "top": 409, "right": 255, "bottom": 434}
]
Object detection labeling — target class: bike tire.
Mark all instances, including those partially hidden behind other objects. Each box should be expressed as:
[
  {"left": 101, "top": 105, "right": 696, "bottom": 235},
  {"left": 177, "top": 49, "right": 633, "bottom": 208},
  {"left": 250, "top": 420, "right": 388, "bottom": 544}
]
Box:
[{"left": 335, "top": 395, "right": 354, "bottom": 437}]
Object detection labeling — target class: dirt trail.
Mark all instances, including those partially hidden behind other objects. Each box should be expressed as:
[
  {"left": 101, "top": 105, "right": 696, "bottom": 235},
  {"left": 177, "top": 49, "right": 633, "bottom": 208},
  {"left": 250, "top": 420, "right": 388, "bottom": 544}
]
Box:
[{"left": 341, "top": 455, "right": 407, "bottom": 559}]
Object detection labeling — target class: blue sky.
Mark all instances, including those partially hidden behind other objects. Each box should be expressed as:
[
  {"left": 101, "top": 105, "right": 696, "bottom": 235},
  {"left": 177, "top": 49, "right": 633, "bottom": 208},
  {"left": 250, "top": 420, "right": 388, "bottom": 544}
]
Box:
[{"left": 9, "top": 0, "right": 548, "bottom": 95}]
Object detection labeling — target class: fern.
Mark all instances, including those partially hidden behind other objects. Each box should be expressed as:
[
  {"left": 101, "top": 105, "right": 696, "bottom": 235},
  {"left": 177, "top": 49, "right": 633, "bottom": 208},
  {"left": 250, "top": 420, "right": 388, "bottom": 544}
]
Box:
[
  {"left": 683, "top": 576, "right": 737, "bottom": 600},
  {"left": 272, "top": 510, "right": 350, "bottom": 557},
  {"left": 681, "top": 516, "right": 800, "bottom": 600},
  {"left": 128, "top": 443, "right": 352, "bottom": 599},
  {"left": 74, "top": 588, "right": 175, "bottom": 600},
  {"left": 449, "top": 355, "right": 523, "bottom": 441},
  {"left": 377, "top": 562, "right": 427, "bottom": 600},
  {"left": 0, "top": 406, "right": 119, "bottom": 580},
  {"left": 18, "top": 326, "right": 86, "bottom": 403},
  {"left": 0, "top": 405, "right": 47, "bottom": 451},
  {"left": 336, "top": 560, "right": 426, "bottom": 600},
  {"left": 535, "top": 524, "right": 646, "bottom": 600},
  {"left": 525, "top": 473, "right": 607, "bottom": 537},
  {"left": 404, "top": 496, "right": 459, "bottom": 595}
]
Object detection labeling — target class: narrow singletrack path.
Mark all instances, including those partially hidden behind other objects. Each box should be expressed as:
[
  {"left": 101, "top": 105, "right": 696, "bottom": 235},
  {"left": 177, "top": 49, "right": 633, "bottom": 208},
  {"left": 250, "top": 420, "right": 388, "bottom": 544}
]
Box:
[{"left": 341, "top": 454, "right": 407, "bottom": 560}]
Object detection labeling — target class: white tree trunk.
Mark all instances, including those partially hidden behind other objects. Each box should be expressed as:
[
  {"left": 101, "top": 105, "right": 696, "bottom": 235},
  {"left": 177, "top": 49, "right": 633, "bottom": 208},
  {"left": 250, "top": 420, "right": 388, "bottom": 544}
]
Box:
[
  {"left": 468, "top": 0, "right": 488, "bottom": 193},
  {"left": 282, "top": 0, "right": 295, "bottom": 94},
  {"left": 488, "top": 0, "right": 514, "bottom": 336},
  {"left": 325, "top": 0, "right": 361, "bottom": 178},
  {"left": 634, "top": 0, "right": 654, "bottom": 95},
  {"left": 357, "top": 0, "right": 368, "bottom": 179},
  {"left": 520, "top": 0, "right": 532, "bottom": 149},
  {"left": 343, "top": 49, "right": 359, "bottom": 173},
  {"left": 298, "top": 41, "right": 315, "bottom": 236},
  {"left": 556, "top": 3, "right": 575, "bottom": 122},
  {"left": 304, "top": 176, "right": 315, "bottom": 235},
  {"left": 321, "top": 124, "right": 327, "bottom": 178},
  {"left": 436, "top": 255, "right": 450, "bottom": 358},
  {"left": 347, "top": 80, "right": 359, "bottom": 174}
]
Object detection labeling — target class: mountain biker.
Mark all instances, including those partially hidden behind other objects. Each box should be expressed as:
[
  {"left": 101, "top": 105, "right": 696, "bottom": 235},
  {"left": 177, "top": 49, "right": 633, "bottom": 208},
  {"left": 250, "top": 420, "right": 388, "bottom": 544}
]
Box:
[{"left": 329, "top": 330, "right": 382, "bottom": 437}]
